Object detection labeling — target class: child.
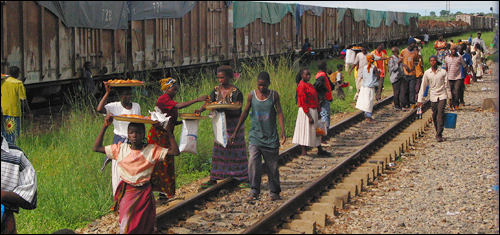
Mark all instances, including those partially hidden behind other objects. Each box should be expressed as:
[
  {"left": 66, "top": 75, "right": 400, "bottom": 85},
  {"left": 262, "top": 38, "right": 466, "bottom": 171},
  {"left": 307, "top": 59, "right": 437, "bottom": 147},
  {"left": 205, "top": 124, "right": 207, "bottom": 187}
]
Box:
[
  {"left": 96, "top": 82, "right": 141, "bottom": 200},
  {"left": 93, "top": 114, "right": 179, "bottom": 234},
  {"left": 313, "top": 60, "right": 334, "bottom": 147},
  {"left": 292, "top": 67, "right": 328, "bottom": 156},
  {"left": 230, "top": 71, "right": 286, "bottom": 201},
  {"left": 329, "top": 64, "right": 348, "bottom": 100}
]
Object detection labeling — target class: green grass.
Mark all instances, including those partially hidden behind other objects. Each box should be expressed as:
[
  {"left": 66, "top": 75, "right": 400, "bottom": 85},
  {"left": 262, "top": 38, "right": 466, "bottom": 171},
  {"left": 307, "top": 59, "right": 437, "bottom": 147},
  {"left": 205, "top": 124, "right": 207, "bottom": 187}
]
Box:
[{"left": 14, "top": 30, "right": 496, "bottom": 233}]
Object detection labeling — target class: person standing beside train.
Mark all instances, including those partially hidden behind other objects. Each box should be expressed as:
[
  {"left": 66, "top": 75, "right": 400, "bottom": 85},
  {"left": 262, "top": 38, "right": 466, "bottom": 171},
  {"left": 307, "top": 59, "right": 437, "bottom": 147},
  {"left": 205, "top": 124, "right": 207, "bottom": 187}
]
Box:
[
  {"left": 444, "top": 44, "right": 467, "bottom": 111},
  {"left": 372, "top": 43, "right": 388, "bottom": 101},
  {"left": 424, "top": 33, "right": 429, "bottom": 45},
  {"left": 1, "top": 66, "right": 32, "bottom": 144},
  {"left": 83, "top": 62, "right": 95, "bottom": 96},
  {"left": 399, "top": 37, "right": 420, "bottom": 110},
  {"left": 417, "top": 55, "right": 451, "bottom": 142},
  {"left": 344, "top": 45, "right": 356, "bottom": 72}
]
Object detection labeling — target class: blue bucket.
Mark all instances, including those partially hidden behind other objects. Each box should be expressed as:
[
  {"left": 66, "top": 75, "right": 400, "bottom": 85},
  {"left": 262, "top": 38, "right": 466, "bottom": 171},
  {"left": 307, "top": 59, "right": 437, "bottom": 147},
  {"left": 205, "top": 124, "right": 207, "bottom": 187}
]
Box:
[
  {"left": 444, "top": 113, "right": 457, "bottom": 129},
  {"left": 423, "top": 85, "right": 429, "bottom": 97}
]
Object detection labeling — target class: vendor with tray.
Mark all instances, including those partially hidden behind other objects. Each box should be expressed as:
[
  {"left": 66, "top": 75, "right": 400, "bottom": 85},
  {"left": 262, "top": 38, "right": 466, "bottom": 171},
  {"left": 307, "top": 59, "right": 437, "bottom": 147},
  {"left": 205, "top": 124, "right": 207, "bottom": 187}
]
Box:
[
  {"left": 96, "top": 81, "right": 142, "bottom": 207},
  {"left": 195, "top": 65, "right": 250, "bottom": 189},
  {"left": 147, "top": 77, "right": 208, "bottom": 202}
]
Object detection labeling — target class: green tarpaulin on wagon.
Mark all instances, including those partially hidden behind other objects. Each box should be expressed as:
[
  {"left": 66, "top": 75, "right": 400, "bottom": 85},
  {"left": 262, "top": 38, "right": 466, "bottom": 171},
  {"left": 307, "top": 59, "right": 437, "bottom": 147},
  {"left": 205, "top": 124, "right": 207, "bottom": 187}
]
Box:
[
  {"left": 337, "top": 8, "right": 418, "bottom": 28},
  {"left": 232, "top": 1, "right": 296, "bottom": 29}
]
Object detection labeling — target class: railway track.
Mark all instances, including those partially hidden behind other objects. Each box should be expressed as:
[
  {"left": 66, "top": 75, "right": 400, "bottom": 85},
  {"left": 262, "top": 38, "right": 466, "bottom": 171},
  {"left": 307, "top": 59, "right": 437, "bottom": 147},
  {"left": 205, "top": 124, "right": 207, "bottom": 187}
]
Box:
[{"left": 154, "top": 95, "right": 432, "bottom": 234}]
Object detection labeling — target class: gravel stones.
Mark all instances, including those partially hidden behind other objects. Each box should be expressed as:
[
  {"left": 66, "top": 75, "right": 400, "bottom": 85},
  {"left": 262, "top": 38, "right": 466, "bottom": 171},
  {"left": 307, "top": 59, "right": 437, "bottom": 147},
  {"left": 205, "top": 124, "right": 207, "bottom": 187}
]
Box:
[{"left": 319, "top": 62, "right": 499, "bottom": 234}]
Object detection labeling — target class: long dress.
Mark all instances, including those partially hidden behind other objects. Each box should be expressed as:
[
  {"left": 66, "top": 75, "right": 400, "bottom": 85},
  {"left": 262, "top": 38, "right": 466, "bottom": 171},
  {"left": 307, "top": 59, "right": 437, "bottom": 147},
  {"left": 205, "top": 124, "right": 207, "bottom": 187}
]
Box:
[
  {"left": 147, "top": 93, "right": 178, "bottom": 198},
  {"left": 209, "top": 85, "right": 248, "bottom": 181},
  {"left": 292, "top": 80, "right": 321, "bottom": 147}
]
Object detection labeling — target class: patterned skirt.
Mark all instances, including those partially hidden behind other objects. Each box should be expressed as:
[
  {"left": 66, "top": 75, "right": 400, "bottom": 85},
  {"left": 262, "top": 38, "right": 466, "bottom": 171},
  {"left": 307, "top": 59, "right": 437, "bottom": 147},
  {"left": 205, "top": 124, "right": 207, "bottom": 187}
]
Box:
[
  {"left": 211, "top": 116, "right": 248, "bottom": 181},
  {"left": 147, "top": 127, "right": 176, "bottom": 198}
]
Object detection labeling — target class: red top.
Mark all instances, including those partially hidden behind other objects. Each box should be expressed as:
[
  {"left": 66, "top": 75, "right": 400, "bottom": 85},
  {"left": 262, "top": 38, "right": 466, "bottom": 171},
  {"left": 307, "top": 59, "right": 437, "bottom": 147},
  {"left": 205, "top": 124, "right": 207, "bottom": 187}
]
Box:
[
  {"left": 315, "top": 71, "right": 333, "bottom": 101},
  {"left": 297, "top": 80, "right": 319, "bottom": 114},
  {"left": 156, "top": 93, "right": 178, "bottom": 132}
]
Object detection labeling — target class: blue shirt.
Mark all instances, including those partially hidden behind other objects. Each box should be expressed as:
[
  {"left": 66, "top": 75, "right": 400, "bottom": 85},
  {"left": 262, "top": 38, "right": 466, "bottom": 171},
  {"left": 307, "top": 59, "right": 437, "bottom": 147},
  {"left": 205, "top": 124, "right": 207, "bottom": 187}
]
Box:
[{"left": 461, "top": 53, "right": 472, "bottom": 79}]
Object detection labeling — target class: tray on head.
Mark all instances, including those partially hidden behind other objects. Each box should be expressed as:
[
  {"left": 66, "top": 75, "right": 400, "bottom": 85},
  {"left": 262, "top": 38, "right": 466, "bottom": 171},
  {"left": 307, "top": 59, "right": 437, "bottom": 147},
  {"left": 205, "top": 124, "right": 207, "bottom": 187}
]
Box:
[
  {"left": 112, "top": 115, "right": 158, "bottom": 124},
  {"left": 204, "top": 103, "right": 242, "bottom": 110},
  {"left": 1, "top": 74, "right": 9, "bottom": 79},
  {"left": 108, "top": 82, "right": 144, "bottom": 87},
  {"left": 179, "top": 113, "right": 208, "bottom": 120}
]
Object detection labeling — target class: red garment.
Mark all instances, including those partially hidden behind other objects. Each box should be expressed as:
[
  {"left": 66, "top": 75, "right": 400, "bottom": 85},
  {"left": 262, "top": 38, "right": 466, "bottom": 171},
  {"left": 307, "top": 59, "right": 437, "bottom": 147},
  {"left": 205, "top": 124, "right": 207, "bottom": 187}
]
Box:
[
  {"left": 156, "top": 93, "right": 178, "bottom": 132},
  {"left": 296, "top": 80, "right": 319, "bottom": 114},
  {"left": 114, "top": 181, "right": 156, "bottom": 234},
  {"left": 315, "top": 71, "right": 333, "bottom": 101}
]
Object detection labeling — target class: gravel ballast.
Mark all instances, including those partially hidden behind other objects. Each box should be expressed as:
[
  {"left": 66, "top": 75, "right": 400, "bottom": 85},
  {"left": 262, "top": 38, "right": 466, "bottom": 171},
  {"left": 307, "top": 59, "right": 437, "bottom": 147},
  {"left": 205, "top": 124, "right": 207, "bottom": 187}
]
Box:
[{"left": 319, "top": 62, "right": 499, "bottom": 234}]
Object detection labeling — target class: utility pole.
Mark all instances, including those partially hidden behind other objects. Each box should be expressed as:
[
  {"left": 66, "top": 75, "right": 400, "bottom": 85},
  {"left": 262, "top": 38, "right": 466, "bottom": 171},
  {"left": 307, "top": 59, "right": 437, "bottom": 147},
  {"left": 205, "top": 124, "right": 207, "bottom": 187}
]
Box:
[{"left": 446, "top": 1, "right": 450, "bottom": 17}]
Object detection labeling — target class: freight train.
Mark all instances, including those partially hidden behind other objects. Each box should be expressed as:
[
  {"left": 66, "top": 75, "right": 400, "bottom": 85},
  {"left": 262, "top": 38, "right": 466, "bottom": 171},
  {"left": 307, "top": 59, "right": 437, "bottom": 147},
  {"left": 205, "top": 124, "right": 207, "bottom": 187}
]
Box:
[{"left": 0, "top": 1, "right": 496, "bottom": 103}]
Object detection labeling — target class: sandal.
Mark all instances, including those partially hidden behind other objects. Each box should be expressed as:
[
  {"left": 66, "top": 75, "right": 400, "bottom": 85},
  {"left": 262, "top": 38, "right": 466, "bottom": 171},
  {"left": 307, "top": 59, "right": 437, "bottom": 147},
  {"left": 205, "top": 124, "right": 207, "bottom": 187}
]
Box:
[
  {"left": 246, "top": 193, "right": 259, "bottom": 201},
  {"left": 270, "top": 194, "right": 281, "bottom": 201},
  {"left": 239, "top": 182, "right": 251, "bottom": 188},
  {"left": 201, "top": 180, "right": 216, "bottom": 188}
]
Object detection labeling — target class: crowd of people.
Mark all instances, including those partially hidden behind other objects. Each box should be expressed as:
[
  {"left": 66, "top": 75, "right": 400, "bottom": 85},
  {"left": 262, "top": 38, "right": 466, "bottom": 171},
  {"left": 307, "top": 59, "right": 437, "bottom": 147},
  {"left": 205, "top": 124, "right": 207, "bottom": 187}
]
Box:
[{"left": 1, "top": 30, "right": 495, "bottom": 234}]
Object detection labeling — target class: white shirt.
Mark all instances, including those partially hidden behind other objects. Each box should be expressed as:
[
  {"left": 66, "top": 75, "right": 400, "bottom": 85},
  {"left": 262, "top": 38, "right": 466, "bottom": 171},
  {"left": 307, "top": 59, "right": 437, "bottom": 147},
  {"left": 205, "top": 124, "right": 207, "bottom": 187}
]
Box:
[
  {"left": 471, "top": 37, "right": 489, "bottom": 54},
  {"left": 424, "top": 34, "right": 429, "bottom": 42},
  {"left": 345, "top": 49, "right": 356, "bottom": 64},
  {"left": 104, "top": 102, "right": 141, "bottom": 137},
  {"left": 417, "top": 67, "right": 451, "bottom": 103}
]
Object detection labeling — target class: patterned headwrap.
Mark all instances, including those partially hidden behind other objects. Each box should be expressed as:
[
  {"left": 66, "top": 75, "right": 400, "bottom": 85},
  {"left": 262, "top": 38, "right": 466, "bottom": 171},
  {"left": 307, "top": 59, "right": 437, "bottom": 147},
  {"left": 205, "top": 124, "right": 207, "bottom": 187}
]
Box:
[
  {"left": 366, "top": 54, "right": 375, "bottom": 70},
  {"left": 160, "top": 77, "right": 177, "bottom": 91}
]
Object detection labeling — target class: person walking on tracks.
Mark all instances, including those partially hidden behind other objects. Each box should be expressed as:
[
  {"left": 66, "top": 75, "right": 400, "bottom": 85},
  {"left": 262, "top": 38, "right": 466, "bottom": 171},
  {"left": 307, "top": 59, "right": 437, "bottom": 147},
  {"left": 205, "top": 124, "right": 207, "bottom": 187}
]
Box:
[
  {"left": 1, "top": 66, "right": 32, "bottom": 144},
  {"left": 400, "top": 37, "right": 420, "bottom": 110},
  {"left": 388, "top": 47, "right": 405, "bottom": 110},
  {"left": 1, "top": 108, "right": 38, "bottom": 234},
  {"left": 93, "top": 114, "right": 179, "bottom": 234},
  {"left": 349, "top": 45, "right": 387, "bottom": 100},
  {"left": 444, "top": 44, "right": 467, "bottom": 111},
  {"left": 434, "top": 35, "right": 447, "bottom": 64},
  {"left": 417, "top": 55, "right": 451, "bottom": 143},
  {"left": 292, "top": 67, "right": 329, "bottom": 156},
  {"left": 96, "top": 83, "right": 142, "bottom": 203},
  {"left": 355, "top": 54, "right": 380, "bottom": 123},
  {"left": 372, "top": 43, "right": 388, "bottom": 101},
  {"left": 458, "top": 44, "right": 473, "bottom": 106},
  {"left": 230, "top": 71, "right": 286, "bottom": 202},
  {"left": 196, "top": 65, "right": 250, "bottom": 189}
]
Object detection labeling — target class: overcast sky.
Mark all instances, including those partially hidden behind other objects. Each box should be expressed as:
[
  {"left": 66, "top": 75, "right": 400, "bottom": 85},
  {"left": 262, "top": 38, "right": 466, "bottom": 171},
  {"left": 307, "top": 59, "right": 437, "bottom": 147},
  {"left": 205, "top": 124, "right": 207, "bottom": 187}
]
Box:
[{"left": 257, "top": 1, "right": 499, "bottom": 16}]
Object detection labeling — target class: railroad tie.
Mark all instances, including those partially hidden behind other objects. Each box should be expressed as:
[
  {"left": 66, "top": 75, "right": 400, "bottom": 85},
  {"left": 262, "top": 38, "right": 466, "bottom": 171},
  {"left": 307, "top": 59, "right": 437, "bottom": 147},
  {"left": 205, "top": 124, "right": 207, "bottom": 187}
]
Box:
[
  {"left": 368, "top": 156, "right": 388, "bottom": 169},
  {"left": 334, "top": 183, "right": 358, "bottom": 197},
  {"left": 322, "top": 189, "right": 351, "bottom": 204},
  {"left": 349, "top": 172, "right": 370, "bottom": 187},
  {"left": 293, "top": 211, "right": 327, "bottom": 227},
  {"left": 304, "top": 203, "right": 336, "bottom": 217},
  {"left": 354, "top": 167, "right": 376, "bottom": 181},
  {"left": 282, "top": 219, "right": 316, "bottom": 234},
  {"left": 317, "top": 195, "right": 344, "bottom": 210},
  {"left": 360, "top": 163, "right": 383, "bottom": 176},
  {"left": 342, "top": 176, "right": 364, "bottom": 192}
]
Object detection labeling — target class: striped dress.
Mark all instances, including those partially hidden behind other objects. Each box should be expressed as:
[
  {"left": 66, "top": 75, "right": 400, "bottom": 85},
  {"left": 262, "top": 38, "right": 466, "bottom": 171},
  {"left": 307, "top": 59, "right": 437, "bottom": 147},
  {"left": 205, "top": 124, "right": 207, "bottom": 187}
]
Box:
[{"left": 209, "top": 85, "right": 248, "bottom": 180}]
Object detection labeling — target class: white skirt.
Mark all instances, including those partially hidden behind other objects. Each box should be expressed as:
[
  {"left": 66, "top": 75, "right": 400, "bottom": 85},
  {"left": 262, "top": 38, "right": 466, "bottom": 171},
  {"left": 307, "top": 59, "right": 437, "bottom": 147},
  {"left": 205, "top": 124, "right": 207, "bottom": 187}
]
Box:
[
  {"left": 356, "top": 86, "right": 375, "bottom": 113},
  {"left": 112, "top": 159, "right": 120, "bottom": 196},
  {"left": 292, "top": 108, "right": 321, "bottom": 147}
]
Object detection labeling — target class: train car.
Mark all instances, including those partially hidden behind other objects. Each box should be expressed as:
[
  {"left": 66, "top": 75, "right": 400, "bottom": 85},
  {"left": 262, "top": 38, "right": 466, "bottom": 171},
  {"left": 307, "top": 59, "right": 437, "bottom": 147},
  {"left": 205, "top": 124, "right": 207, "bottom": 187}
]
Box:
[{"left": 2, "top": 1, "right": 495, "bottom": 105}]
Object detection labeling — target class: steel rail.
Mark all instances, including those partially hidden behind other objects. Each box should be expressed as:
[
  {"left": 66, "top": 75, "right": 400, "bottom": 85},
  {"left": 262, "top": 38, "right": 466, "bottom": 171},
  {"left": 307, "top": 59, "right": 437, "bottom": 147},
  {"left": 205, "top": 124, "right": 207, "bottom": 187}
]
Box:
[
  {"left": 155, "top": 95, "right": 399, "bottom": 230},
  {"left": 241, "top": 99, "right": 431, "bottom": 234}
]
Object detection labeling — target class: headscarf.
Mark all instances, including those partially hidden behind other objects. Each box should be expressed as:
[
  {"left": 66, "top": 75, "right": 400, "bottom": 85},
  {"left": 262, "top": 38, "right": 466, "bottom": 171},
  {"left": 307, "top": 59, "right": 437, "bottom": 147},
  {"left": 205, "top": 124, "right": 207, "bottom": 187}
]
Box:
[
  {"left": 366, "top": 54, "right": 375, "bottom": 70},
  {"left": 160, "top": 77, "right": 177, "bottom": 91}
]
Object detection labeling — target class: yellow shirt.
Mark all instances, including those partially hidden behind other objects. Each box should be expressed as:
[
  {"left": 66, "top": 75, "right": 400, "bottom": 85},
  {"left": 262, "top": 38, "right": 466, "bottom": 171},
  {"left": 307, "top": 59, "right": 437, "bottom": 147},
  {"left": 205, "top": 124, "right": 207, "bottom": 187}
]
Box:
[{"left": 1, "top": 77, "right": 27, "bottom": 117}]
